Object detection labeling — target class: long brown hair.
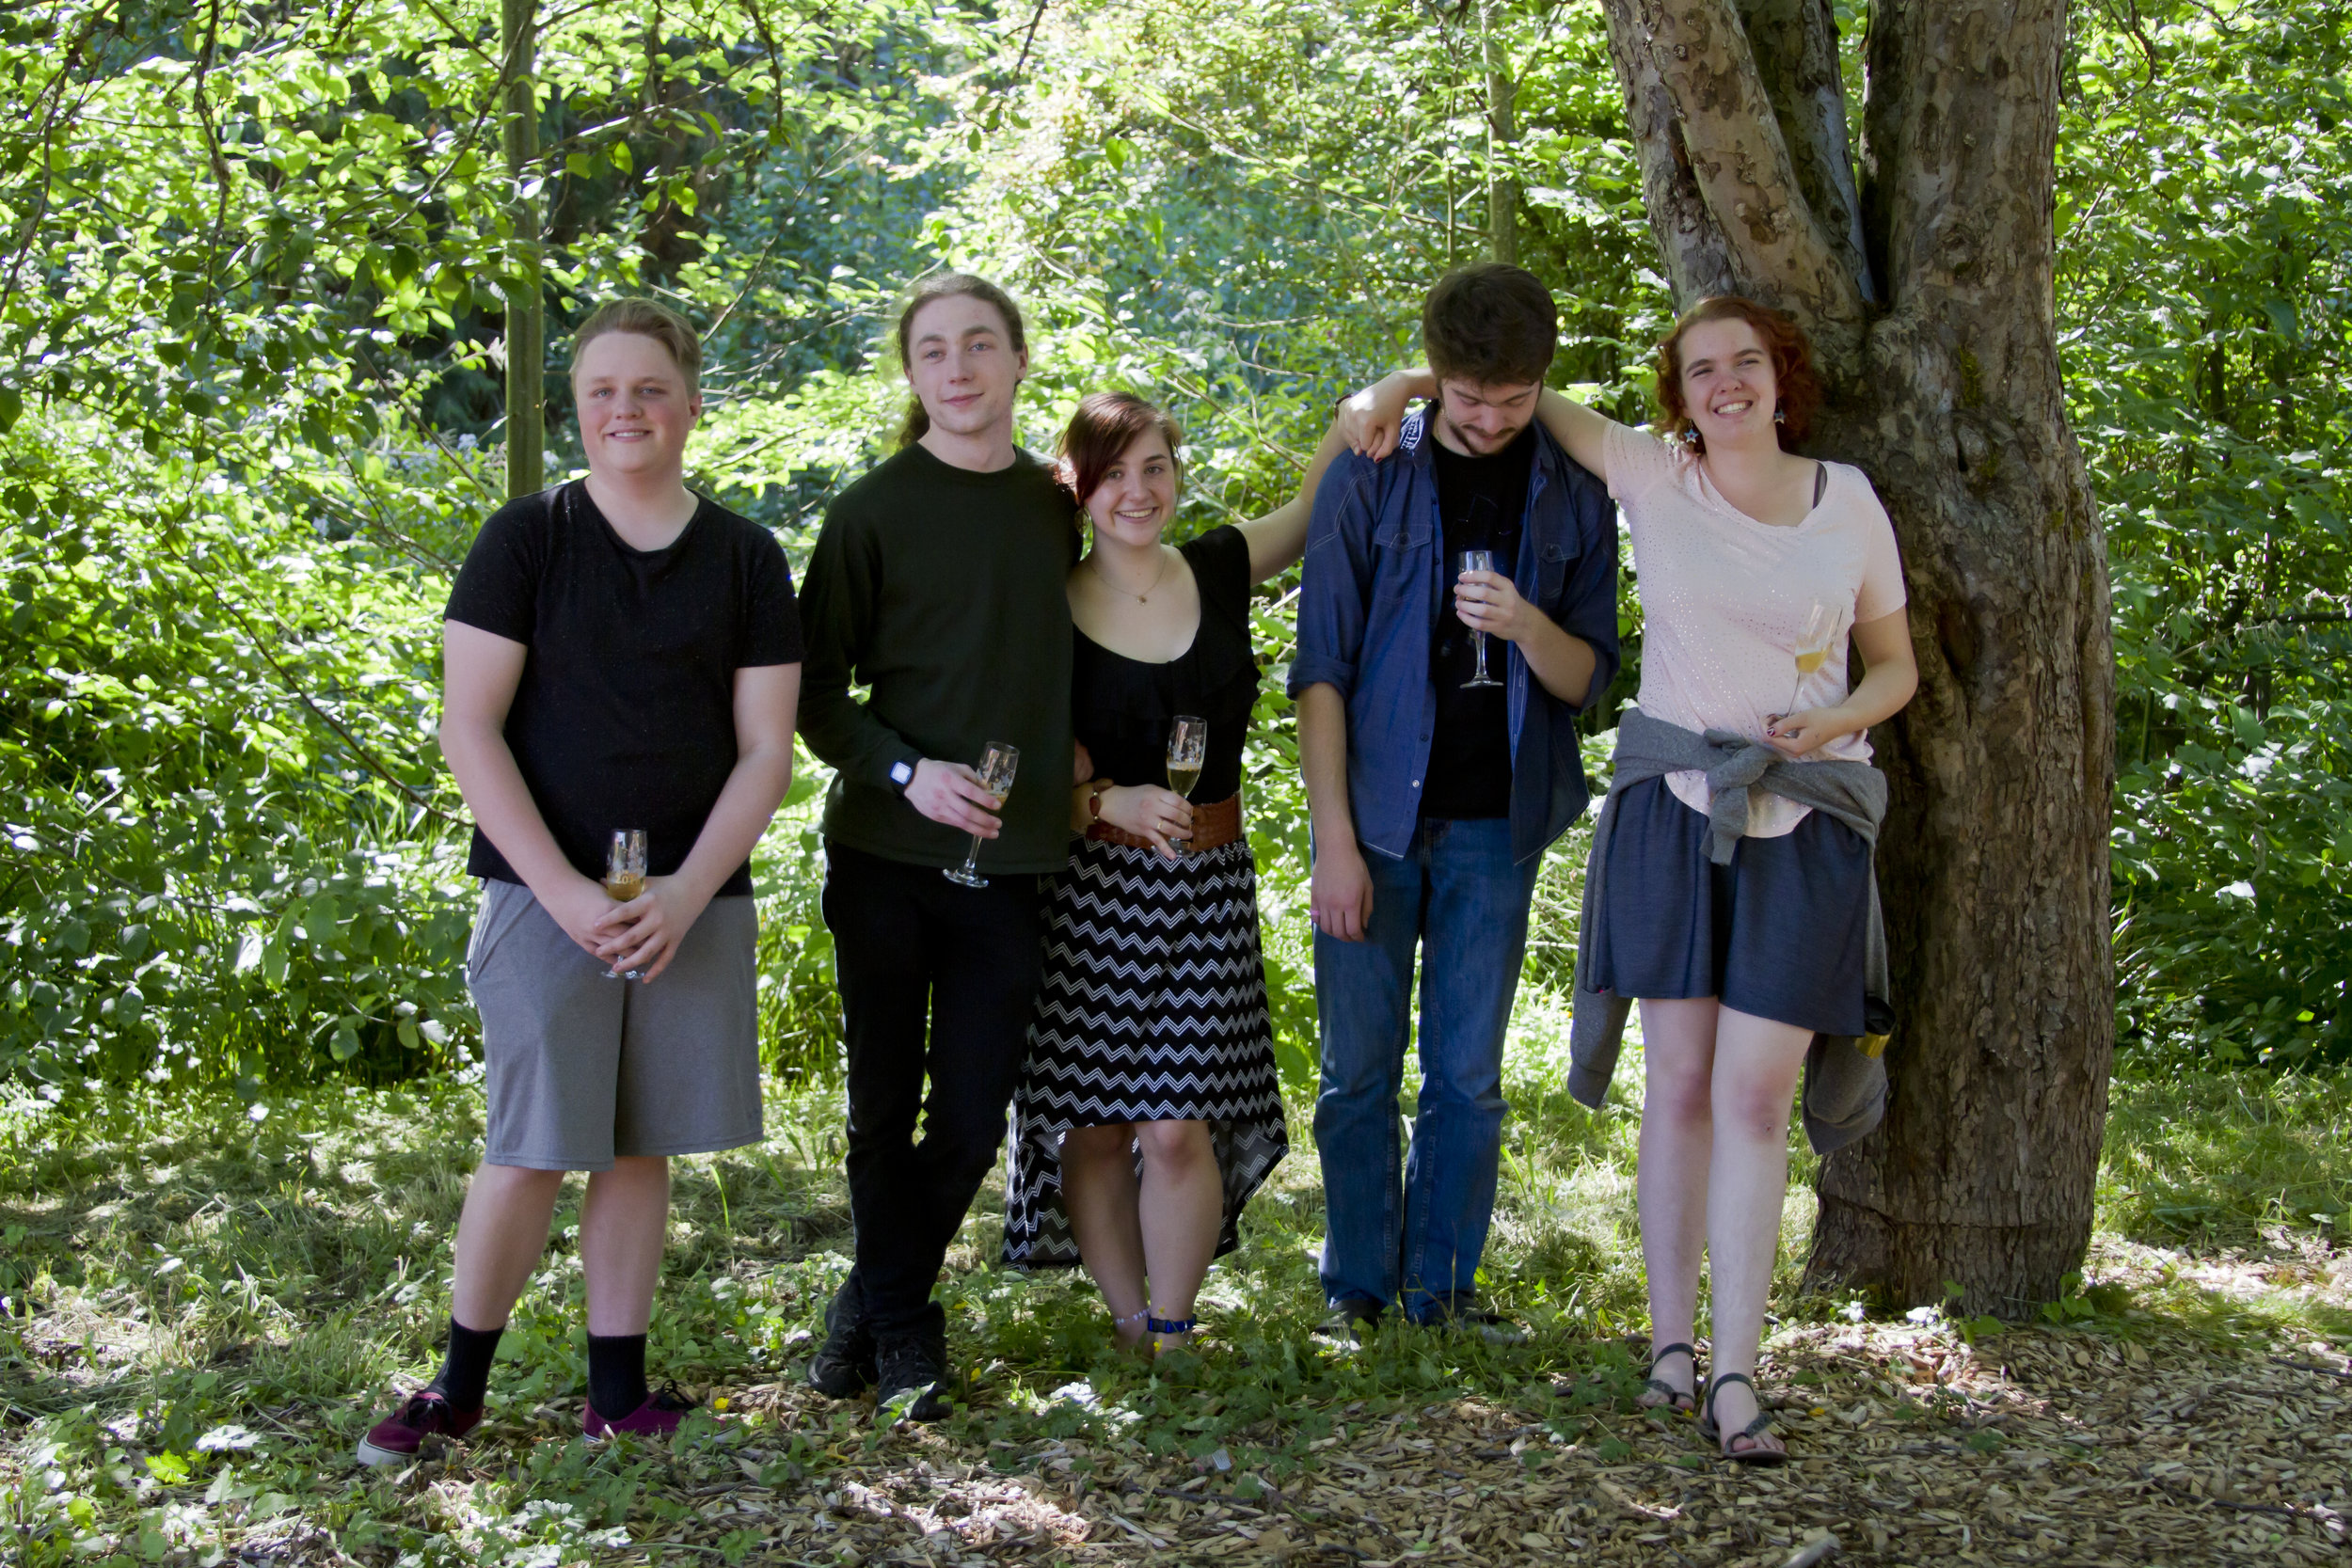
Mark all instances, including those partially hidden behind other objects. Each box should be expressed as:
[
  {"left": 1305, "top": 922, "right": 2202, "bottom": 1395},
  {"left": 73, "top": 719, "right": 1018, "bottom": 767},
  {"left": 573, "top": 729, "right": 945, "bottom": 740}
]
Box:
[
  {"left": 1057, "top": 391, "right": 1184, "bottom": 531},
  {"left": 1652, "top": 295, "right": 1822, "bottom": 452},
  {"left": 893, "top": 272, "right": 1027, "bottom": 449}
]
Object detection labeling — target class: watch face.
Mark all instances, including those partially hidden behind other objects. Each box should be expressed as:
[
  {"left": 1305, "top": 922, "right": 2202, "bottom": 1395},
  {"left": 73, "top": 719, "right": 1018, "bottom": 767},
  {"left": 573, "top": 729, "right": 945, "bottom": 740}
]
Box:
[{"left": 891, "top": 761, "right": 914, "bottom": 788}]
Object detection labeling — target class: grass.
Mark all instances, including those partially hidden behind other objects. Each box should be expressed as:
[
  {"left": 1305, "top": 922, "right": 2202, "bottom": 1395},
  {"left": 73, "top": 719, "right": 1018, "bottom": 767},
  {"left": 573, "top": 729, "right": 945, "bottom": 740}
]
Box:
[{"left": 0, "top": 992, "right": 2344, "bottom": 1564}]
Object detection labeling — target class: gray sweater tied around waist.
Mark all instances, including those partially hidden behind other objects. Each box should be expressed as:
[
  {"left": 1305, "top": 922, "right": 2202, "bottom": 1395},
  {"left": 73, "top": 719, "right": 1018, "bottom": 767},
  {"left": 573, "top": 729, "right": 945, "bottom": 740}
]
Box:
[{"left": 1566, "top": 707, "right": 1894, "bottom": 1154}]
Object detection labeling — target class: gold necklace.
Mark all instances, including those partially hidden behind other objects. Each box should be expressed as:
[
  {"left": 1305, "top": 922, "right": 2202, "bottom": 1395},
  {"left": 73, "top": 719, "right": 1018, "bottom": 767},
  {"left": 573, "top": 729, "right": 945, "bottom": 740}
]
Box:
[{"left": 1091, "top": 546, "right": 1173, "bottom": 604}]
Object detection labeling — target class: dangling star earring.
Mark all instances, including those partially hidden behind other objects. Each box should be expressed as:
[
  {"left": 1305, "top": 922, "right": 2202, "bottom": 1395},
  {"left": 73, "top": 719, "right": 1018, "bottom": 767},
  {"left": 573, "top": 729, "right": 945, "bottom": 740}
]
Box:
[
  {"left": 1681, "top": 426, "right": 1701, "bottom": 445},
  {"left": 1773, "top": 403, "right": 1787, "bottom": 424}
]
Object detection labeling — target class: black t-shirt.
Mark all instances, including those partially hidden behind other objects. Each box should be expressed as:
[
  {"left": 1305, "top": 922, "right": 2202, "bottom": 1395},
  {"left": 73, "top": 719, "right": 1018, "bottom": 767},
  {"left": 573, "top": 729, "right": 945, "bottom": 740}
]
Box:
[
  {"left": 444, "top": 482, "right": 804, "bottom": 895},
  {"left": 1073, "top": 525, "right": 1260, "bottom": 803},
  {"left": 1421, "top": 424, "right": 1534, "bottom": 821}
]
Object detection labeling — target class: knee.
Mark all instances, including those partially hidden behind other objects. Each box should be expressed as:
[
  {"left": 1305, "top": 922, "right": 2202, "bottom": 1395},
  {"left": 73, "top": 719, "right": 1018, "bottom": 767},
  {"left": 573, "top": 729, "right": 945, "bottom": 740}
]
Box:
[
  {"left": 1136, "top": 1119, "right": 1212, "bottom": 1175},
  {"left": 1062, "top": 1123, "right": 1134, "bottom": 1170},
  {"left": 605, "top": 1155, "right": 671, "bottom": 1191},
  {"left": 1718, "top": 1085, "right": 1794, "bottom": 1148},
  {"left": 476, "top": 1162, "right": 566, "bottom": 1199},
  {"left": 1645, "top": 1066, "right": 1713, "bottom": 1128}
]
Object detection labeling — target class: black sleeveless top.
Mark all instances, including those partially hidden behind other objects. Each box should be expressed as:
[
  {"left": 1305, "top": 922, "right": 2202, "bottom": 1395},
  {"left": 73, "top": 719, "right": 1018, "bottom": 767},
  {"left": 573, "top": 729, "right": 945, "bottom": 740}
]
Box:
[{"left": 1073, "top": 525, "right": 1259, "bottom": 802}]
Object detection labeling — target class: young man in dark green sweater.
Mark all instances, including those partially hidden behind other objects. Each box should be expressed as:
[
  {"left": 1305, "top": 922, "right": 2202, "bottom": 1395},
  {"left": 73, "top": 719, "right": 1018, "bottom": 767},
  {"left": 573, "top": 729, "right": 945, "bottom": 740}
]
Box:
[{"left": 797, "top": 274, "right": 1076, "bottom": 1420}]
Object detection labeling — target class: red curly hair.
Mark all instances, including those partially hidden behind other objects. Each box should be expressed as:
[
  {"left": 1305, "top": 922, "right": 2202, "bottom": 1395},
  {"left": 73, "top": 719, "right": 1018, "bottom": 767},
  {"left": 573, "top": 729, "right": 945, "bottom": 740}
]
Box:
[{"left": 1653, "top": 296, "right": 1822, "bottom": 452}]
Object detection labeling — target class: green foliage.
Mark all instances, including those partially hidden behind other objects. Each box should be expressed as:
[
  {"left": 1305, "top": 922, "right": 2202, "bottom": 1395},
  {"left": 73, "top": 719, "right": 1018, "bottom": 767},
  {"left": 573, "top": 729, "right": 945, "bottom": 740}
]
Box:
[
  {"left": 2, "top": 0, "right": 2344, "bottom": 1094},
  {"left": 2061, "top": 0, "right": 2352, "bottom": 1067}
]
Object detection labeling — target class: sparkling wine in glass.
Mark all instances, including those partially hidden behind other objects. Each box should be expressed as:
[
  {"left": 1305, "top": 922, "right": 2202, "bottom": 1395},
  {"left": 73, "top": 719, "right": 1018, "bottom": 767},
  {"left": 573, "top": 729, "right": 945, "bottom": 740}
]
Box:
[
  {"left": 603, "top": 829, "right": 646, "bottom": 980},
  {"left": 1787, "top": 600, "right": 1836, "bottom": 719},
  {"left": 1459, "top": 549, "right": 1503, "bottom": 689},
  {"left": 1165, "top": 715, "right": 1207, "bottom": 854},
  {"left": 944, "top": 741, "right": 1019, "bottom": 888}
]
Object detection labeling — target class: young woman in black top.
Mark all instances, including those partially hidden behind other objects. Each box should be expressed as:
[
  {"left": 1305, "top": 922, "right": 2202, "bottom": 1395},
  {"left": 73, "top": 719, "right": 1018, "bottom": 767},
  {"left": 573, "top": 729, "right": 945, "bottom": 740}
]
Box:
[{"left": 1001, "top": 393, "right": 1345, "bottom": 1353}]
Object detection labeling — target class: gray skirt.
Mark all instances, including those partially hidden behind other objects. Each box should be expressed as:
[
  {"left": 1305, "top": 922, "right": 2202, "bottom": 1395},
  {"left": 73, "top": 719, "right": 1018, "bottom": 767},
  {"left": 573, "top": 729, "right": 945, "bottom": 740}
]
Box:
[{"left": 1585, "top": 776, "right": 1872, "bottom": 1036}]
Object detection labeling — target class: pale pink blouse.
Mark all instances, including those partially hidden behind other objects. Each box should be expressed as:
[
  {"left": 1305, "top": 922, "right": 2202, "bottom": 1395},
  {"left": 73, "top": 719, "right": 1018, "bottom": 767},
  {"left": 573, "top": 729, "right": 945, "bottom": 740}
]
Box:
[{"left": 1603, "top": 421, "right": 1906, "bottom": 838}]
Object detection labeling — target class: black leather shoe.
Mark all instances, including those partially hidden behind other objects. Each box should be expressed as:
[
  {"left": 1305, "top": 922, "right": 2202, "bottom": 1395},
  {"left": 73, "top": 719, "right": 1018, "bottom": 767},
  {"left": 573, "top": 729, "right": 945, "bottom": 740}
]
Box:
[
  {"left": 1315, "top": 1296, "right": 1385, "bottom": 1343},
  {"left": 806, "top": 1275, "right": 876, "bottom": 1399},
  {"left": 873, "top": 1327, "right": 952, "bottom": 1423}
]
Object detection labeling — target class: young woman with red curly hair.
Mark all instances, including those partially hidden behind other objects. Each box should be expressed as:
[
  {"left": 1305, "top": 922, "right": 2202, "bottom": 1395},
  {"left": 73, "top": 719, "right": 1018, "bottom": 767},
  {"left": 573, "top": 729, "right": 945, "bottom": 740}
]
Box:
[{"left": 1345, "top": 295, "right": 1917, "bottom": 1465}]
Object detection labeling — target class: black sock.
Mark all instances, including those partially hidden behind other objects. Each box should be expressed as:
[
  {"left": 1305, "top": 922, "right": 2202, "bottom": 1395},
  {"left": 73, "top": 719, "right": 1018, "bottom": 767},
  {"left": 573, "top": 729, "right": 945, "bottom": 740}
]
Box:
[
  {"left": 428, "top": 1318, "right": 503, "bottom": 1411},
  {"left": 586, "top": 1333, "right": 649, "bottom": 1420}
]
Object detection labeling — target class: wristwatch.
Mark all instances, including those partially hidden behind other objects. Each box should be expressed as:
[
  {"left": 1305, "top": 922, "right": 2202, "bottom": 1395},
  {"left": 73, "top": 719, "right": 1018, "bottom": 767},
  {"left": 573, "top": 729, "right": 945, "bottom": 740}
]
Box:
[{"left": 889, "top": 759, "right": 916, "bottom": 795}]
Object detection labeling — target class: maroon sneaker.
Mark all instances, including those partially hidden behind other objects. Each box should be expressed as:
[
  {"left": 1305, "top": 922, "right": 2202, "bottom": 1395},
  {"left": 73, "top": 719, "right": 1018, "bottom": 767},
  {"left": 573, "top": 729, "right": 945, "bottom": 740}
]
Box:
[
  {"left": 583, "top": 1382, "right": 703, "bottom": 1441},
  {"left": 356, "top": 1390, "right": 482, "bottom": 1466}
]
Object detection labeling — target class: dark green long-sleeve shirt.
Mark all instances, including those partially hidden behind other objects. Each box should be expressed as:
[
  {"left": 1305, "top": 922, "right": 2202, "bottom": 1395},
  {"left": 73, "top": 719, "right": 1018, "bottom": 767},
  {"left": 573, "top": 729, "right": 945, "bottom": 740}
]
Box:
[{"left": 797, "top": 441, "right": 1078, "bottom": 873}]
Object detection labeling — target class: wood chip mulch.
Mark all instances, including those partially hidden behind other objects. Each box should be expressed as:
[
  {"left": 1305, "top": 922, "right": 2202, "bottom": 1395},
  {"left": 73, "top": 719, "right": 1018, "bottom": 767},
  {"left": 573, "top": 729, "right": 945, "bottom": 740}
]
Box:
[{"left": 460, "top": 1321, "right": 2348, "bottom": 1566}]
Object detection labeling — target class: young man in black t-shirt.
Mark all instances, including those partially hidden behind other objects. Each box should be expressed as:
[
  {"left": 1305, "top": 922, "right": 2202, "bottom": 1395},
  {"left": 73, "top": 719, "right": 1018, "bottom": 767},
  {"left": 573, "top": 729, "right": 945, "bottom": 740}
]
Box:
[
  {"left": 356, "top": 300, "right": 803, "bottom": 1465},
  {"left": 797, "top": 274, "right": 1077, "bottom": 1422}
]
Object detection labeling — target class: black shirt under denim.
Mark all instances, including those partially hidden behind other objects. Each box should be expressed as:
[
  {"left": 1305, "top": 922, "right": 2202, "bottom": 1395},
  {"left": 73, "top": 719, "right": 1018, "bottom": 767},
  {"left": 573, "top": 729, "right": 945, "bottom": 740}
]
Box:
[{"left": 1421, "top": 426, "right": 1533, "bottom": 822}]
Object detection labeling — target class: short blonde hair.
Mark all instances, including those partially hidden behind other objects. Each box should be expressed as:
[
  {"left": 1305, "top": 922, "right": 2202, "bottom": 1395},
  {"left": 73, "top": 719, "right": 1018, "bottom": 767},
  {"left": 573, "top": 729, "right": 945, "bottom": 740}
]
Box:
[{"left": 572, "top": 298, "right": 703, "bottom": 393}]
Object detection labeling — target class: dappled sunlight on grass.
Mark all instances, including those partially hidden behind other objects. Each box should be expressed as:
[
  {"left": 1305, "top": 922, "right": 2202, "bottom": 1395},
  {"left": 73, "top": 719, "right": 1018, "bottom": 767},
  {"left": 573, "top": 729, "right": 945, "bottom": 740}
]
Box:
[{"left": 0, "top": 1043, "right": 2345, "bottom": 1562}]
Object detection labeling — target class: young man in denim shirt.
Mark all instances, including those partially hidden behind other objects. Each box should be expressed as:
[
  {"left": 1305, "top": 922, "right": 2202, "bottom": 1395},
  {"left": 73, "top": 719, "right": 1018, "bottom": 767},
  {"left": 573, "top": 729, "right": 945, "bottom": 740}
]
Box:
[{"left": 1291, "top": 264, "right": 1620, "bottom": 1338}]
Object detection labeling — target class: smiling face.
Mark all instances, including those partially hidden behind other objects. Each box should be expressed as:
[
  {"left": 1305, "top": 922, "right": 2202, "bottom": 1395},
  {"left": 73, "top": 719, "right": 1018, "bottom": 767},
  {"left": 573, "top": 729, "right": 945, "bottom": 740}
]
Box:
[
  {"left": 1676, "top": 317, "right": 1780, "bottom": 451},
  {"left": 1433, "top": 377, "right": 1541, "bottom": 456},
  {"left": 573, "top": 330, "right": 700, "bottom": 481},
  {"left": 904, "top": 292, "right": 1027, "bottom": 443},
  {"left": 1083, "top": 429, "right": 1179, "bottom": 548}
]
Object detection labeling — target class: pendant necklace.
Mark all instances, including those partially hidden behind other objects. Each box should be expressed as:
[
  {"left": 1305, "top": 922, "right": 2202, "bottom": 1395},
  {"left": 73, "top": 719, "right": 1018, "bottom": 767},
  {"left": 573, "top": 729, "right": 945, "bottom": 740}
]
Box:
[{"left": 1094, "top": 546, "right": 1173, "bottom": 604}]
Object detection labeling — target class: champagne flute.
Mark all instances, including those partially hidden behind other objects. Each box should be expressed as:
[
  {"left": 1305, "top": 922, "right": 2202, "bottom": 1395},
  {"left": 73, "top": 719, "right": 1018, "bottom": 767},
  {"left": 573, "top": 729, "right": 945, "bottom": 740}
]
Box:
[
  {"left": 1786, "top": 600, "right": 1836, "bottom": 721},
  {"left": 943, "top": 741, "right": 1019, "bottom": 888},
  {"left": 1458, "top": 549, "right": 1503, "bottom": 689},
  {"left": 1165, "top": 715, "right": 1207, "bottom": 855},
  {"left": 602, "top": 829, "right": 647, "bottom": 981}
]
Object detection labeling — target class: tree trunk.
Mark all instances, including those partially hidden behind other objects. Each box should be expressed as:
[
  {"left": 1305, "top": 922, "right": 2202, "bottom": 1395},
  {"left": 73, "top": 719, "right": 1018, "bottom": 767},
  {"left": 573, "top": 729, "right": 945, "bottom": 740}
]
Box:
[
  {"left": 501, "top": 0, "right": 544, "bottom": 499},
  {"left": 1594, "top": 0, "right": 2114, "bottom": 1315},
  {"left": 1483, "top": 2, "right": 1520, "bottom": 266}
]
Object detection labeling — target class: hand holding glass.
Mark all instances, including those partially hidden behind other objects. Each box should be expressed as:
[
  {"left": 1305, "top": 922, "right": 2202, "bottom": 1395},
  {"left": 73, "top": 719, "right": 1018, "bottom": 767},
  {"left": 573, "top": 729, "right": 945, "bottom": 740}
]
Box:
[
  {"left": 1458, "top": 550, "right": 1503, "bottom": 689},
  {"left": 944, "top": 742, "right": 1019, "bottom": 888},
  {"left": 1165, "top": 715, "right": 1207, "bottom": 854},
  {"left": 602, "top": 829, "right": 646, "bottom": 980}
]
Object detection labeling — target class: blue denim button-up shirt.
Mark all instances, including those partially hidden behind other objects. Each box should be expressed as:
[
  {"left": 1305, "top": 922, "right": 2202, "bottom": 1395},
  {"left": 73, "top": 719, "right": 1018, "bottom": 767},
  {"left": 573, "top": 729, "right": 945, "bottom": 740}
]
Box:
[{"left": 1287, "top": 410, "right": 1620, "bottom": 865}]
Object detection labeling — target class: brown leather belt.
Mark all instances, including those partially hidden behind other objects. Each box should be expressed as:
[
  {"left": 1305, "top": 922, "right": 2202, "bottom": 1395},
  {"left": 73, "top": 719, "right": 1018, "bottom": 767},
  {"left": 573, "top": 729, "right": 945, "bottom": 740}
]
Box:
[{"left": 1086, "top": 791, "right": 1244, "bottom": 853}]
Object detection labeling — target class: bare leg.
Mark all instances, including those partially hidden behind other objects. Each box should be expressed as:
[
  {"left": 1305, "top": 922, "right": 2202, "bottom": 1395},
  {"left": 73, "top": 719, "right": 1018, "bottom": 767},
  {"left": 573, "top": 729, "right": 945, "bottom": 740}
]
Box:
[
  {"left": 1702, "top": 1005, "right": 1814, "bottom": 1456},
  {"left": 1134, "top": 1119, "right": 1222, "bottom": 1350},
  {"left": 1635, "top": 998, "right": 1716, "bottom": 1409},
  {"left": 1060, "top": 1123, "right": 1150, "bottom": 1345},
  {"left": 450, "top": 1163, "right": 567, "bottom": 1331},
  {"left": 580, "top": 1156, "right": 671, "bottom": 1337}
]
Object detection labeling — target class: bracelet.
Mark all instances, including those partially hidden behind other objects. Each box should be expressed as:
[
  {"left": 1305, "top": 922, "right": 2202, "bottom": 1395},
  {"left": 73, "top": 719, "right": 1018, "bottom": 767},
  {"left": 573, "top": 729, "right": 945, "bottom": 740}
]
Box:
[
  {"left": 1112, "top": 1307, "right": 1150, "bottom": 1329},
  {"left": 1146, "top": 1314, "right": 1198, "bottom": 1337},
  {"left": 1084, "top": 781, "right": 1111, "bottom": 824}
]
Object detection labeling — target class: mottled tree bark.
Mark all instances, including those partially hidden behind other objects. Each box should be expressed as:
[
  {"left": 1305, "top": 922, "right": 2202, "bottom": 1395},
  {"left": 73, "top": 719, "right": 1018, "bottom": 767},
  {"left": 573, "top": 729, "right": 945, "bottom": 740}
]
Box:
[{"left": 1594, "top": 0, "right": 2113, "bottom": 1314}]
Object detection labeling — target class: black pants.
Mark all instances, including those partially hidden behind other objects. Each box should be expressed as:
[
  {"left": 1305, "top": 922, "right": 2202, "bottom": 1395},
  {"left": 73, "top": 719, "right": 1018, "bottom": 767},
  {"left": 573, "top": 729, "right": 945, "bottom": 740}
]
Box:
[{"left": 822, "top": 841, "right": 1046, "bottom": 1337}]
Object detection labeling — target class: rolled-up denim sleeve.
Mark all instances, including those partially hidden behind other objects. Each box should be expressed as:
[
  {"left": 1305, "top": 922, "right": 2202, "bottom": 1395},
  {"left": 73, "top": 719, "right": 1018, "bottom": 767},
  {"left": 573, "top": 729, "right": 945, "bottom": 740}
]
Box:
[
  {"left": 1558, "top": 484, "right": 1622, "bottom": 712},
  {"left": 1286, "top": 456, "right": 1375, "bottom": 701}
]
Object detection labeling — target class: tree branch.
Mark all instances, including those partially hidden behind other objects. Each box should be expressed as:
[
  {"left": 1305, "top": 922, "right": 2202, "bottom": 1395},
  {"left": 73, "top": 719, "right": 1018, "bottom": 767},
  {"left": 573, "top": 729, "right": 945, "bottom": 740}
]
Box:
[
  {"left": 1598, "top": 0, "right": 1867, "bottom": 371},
  {"left": 1730, "top": 0, "right": 1876, "bottom": 304},
  {"left": 1598, "top": 0, "right": 1739, "bottom": 303}
]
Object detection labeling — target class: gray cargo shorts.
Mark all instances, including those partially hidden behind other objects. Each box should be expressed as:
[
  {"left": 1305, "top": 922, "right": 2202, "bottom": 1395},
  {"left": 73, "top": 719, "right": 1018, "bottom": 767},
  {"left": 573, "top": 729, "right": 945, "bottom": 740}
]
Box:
[{"left": 467, "top": 879, "right": 763, "bottom": 1170}]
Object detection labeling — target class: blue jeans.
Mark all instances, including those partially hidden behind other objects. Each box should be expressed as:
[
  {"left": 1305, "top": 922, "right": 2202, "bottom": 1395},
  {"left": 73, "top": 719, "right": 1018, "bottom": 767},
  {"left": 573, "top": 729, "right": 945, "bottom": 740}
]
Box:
[{"left": 1312, "top": 818, "right": 1541, "bottom": 1320}]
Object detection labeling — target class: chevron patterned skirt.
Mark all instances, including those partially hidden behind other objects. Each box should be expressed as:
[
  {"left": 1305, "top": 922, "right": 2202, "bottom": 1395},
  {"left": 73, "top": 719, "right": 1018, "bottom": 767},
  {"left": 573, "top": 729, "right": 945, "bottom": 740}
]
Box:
[{"left": 1001, "top": 832, "right": 1289, "bottom": 1268}]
